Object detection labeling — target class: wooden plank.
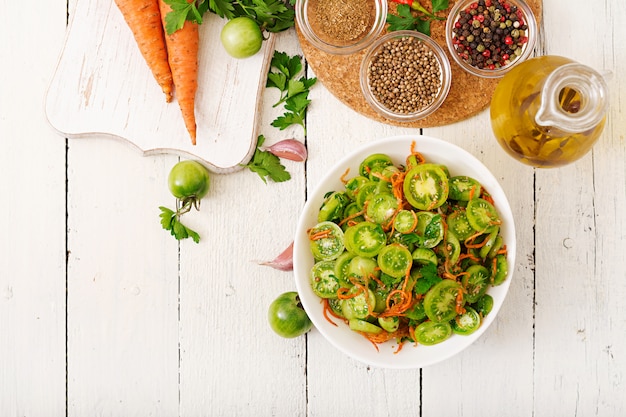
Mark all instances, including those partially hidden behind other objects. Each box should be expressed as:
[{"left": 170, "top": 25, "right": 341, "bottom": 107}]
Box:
[
  {"left": 45, "top": 0, "right": 275, "bottom": 173},
  {"left": 177, "top": 31, "right": 310, "bottom": 415},
  {"left": 0, "top": 0, "right": 68, "bottom": 415},
  {"left": 534, "top": 0, "right": 626, "bottom": 414},
  {"left": 304, "top": 58, "right": 424, "bottom": 415},
  {"left": 422, "top": 114, "right": 536, "bottom": 415},
  {"left": 66, "top": 139, "right": 181, "bottom": 415}
]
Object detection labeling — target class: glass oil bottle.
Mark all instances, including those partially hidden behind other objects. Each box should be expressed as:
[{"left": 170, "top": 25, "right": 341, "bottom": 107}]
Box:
[{"left": 490, "top": 55, "right": 609, "bottom": 168}]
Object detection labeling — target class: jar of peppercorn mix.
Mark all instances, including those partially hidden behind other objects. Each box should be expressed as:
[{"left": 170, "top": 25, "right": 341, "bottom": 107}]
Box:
[{"left": 445, "top": 0, "right": 538, "bottom": 78}]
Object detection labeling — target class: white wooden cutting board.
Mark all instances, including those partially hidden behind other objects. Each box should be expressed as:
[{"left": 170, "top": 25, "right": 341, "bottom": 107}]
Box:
[{"left": 45, "top": 0, "right": 275, "bottom": 173}]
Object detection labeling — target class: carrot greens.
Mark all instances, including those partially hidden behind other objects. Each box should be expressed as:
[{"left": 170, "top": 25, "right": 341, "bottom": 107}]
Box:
[{"left": 164, "top": 0, "right": 295, "bottom": 34}]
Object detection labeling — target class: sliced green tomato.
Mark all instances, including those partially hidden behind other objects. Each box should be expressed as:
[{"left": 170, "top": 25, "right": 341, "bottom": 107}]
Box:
[
  {"left": 377, "top": 243, "right": 413, "bottom": 279},
  {"left": 309, "top": 260, "right": 340, "bottom": 299},
  {"left": 359, "top": 153, "right": 394, "bottom": 180},
  {"left": 373, "top": 287, "right": 391, "bottom": 313},
  {"left": 452, "top": 306, "right": 481, "bottom": 335},
  {"left": 393, "top": 209, "right": 417, "bottom": 234},
  {"left": 466, "top": 198, "right": 500, "bottom": 232},
  {"left": 341, "top": 287, "right": 376, "bottom": 319},
  {"left": 414, "top": 320, "right": 453, "bottom": 345},
  {"left": 446, "top": 210, "right": 475, "bottom": 241},
  {"left": 344, "top": 175, "right": 369, "bottom": 199},
  {"left": 341, "top": 202, "right": 364, "bottom": 231},
  {"left": 355, "top": 181, "right": 378, "bottom": 209},
  {"left": 366, "top": 192, "right": 399, "bottom": 225},
  {"left": 443, "top": 232, "right": 461, "bottom": 266},
  {"left": 403, "top": 164, "right": 449, "bottom": 210},
  {"left": 317, "top": 191, "right": 349, "bottom": 223},
  {"left": 449, "top": 176, "right": 482, "bottom": 201},
  {"left": 492, "top": 254, "right": 508, "bottom": 285},
  {"left": 472, "top": 293, "right": 494, "bottom": 316},
  {"left": 308, "top": 221, "right": 345, "bottom": 261},
  {"left": 343, "top": 221, "right": 387, "bottom": 258},
  {"left": 462, "top": 264, "right": 490, "bottom": 303},
  {"left": 378, "top": 316, "right": 400, "bottom": 333},
  {"left": 414, "top": 212, "right": 444, "bottom": 248},
  {"left": 424, "top": 279, "right": 463, "bottom": 322},
  {"left": 334, "top": 251, "right": 356, "bottom": 286},
  {"left": 349, "top": 318, "right": 383, "bottom": 334},
  {"left": 486, "top": 235, "right": 504, "bottom": 259},
  {"left": 412, "top": 247, "right": 438, "bottom": 266},
  {"left": 343, "top": 202, "right": 363, "bottom": 219},
  {"left": 375, "top": 180, "right": 392, "bottom": 195},
  {"left": 479, "top": 226, "right": 500, "bottom": 259},
  {"left": 328, "top": 298, "right": 345, "bottom": 318},
  {"left": 346, "top": 256, "right": 380, "bottom": 282},
  {"left": 381, "top": 164, "right": 400, "bottom": 180}
]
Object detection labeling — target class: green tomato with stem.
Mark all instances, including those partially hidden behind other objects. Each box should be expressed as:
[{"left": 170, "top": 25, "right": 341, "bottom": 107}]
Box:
[
  {"left": 168, "top": 160, "right": 210, "bottom": 201},
  {"left": 268, "top": 292, "right": 313, "bottom": 338}
]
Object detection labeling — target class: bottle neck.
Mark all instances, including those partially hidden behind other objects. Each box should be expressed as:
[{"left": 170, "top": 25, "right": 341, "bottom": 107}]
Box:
[{"left": 535, "top": 63, "right": 609, "bottom": 133}]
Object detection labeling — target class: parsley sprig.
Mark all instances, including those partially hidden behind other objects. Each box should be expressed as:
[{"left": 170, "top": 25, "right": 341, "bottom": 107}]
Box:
[
  {"left": 387, "top": 0, "right": 449, "bottom": 35},
  {"left": 159, "top": 200, "right": 201, "bottom": 243},
  {"left": 163, "top": 0, "right": 295, "bottom": 34},
  {"left": 266, "top": 51, "right": 317, "bottom": 134},
  {"left": 243, "top": 135, "right": 291, "bottom": 183}
]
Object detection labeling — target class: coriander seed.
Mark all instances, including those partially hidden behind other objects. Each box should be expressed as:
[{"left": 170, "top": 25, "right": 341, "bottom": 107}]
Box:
[{"left": 366, "top": 36, "right": 443, "bottom": 116}]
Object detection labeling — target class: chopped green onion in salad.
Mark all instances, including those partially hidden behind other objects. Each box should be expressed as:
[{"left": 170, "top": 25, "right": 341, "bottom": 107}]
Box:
[{"left": 307, "top": 142, "right": 508, "bottom": 351}]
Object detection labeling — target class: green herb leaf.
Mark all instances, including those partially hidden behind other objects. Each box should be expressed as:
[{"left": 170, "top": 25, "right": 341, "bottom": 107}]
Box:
[
  {"left": 432, "top": 0, "right": 449, "bottom": 14},
  {"left": 243, "top": 135, "right": 292, "bottom": 183},
  {"left": 414, "top": 263, "right": 442, "bottom": 294},
  {"left": 159, "top": 206, "right": 201, "bottom": 243},
  {"left": 209, "top": 0, "right": 236, "bottom": 19},
  {"left": 266, "top": 51, "right": 317, "bottom": 132},
  {"left": 163, "top": 0, "right": 207, "bottom": 34},
  {"left": 386, "top": 1, "right": 449, "bottom": 35}
]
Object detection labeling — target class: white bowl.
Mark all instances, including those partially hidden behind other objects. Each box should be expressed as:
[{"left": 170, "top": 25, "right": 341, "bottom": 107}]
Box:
[{"left": 293, "top": 135, "right": 516, "bottom": 369}]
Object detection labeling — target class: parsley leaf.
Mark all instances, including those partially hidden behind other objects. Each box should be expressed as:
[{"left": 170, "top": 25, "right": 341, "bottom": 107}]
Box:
[
  {"left": 266, "top": 51, "right": 317, "bottom": 132},
  {"left": 159, "top": 206, "right": 201, "bottom": 243},
  {"left": 271, "top": 90, "right": 311, "bottom": 132},
  {"left": 413, "top": 263, "right": 442, "bottom": 295},
  {"left": 243, "top": 135, "right": 291, "bottom": 183},
  {"left": 386, "top": 0, "right": 449, "bottom": 36}
]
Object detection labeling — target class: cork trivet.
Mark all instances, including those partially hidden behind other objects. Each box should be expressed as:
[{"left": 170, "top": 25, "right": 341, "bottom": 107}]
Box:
[{"left": 297, "top": 0, "right": 542, "bottom": 127}]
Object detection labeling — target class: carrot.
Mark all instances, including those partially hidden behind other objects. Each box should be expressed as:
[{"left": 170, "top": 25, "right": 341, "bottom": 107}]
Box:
[
  {"left": 158, "top": 0, "right": 199, "bottom": 144},
  {"left": 114, "top": 0, "right": 173, "bottom": 102}
]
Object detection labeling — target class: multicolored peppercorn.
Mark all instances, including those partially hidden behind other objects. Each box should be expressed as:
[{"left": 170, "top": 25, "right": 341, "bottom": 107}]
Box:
[{"left": 450, "top": 0, "right": 530, "bottom": 71}]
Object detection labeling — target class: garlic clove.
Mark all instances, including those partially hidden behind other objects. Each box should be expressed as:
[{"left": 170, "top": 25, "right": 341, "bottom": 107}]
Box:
[
  {"left": 264, "top": 139, "right": 307, "bottom": 162},
  {"left": 258, "top": 241, "right": 294, "bottom": 271}
]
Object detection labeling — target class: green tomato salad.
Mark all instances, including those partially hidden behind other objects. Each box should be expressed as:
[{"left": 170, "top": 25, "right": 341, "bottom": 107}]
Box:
[{"left": 306, "top": 146, "right": 508, "bottom": 350}]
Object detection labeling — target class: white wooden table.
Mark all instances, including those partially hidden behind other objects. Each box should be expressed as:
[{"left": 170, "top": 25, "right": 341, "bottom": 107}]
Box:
[{"left": 1, "top": 0, "right": 625, "bottom": 415}]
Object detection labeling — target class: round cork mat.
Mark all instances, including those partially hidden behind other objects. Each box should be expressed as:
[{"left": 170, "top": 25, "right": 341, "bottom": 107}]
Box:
[{"left": 297, "top": 0, "right": 542, "bottom": 127}]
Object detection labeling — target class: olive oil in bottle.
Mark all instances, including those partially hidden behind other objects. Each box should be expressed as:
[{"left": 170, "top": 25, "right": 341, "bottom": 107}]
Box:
[{"left": 490, "top": 56, "right": 609, "bottom": 168}]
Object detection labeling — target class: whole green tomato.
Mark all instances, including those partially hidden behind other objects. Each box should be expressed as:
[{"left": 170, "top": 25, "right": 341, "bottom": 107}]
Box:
[
  {"left": 168, "top": 160, "right": 210, "bottom": 200},
  {"left": 220, "top": 17, "right": 263, "bottom": 59},
  {"left": 268, "top": 292, "right": 313, "bottom": 338}
]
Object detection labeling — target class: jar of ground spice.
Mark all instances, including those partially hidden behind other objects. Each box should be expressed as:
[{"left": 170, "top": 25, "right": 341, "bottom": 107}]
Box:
[
  {"left": 296, "top": 0, "right": 387, "bottom": 55},
  {"left": 445, "top": 0, "right": 537, "bottom": 78},
  {"left": 360, "top": 31, "right": 452, "bottom": 122}
]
